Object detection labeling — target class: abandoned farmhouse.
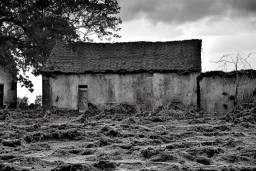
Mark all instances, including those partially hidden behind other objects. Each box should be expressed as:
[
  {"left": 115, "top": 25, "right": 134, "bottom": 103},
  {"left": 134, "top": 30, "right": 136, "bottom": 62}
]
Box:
[{"left": 41, "top": 39, "right": 256, "bottom": 113}]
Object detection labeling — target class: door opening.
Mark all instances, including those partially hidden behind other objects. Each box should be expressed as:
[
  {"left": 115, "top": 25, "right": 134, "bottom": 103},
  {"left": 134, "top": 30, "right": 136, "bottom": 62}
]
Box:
[
  {"left": 78, "top": 85, "right": 88, "bottom": 113},
  {"left": 0, "top": 85, "right": 4, "bottom": 109}
]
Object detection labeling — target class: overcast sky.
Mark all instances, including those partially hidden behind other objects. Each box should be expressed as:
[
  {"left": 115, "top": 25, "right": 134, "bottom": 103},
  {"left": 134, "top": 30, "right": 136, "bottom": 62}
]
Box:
[
  {"left": 116, "top": 0, "right": 256, "bottom": 71},
  {"left": 19, "top": 0, "right": 256, "bottom": 102}
]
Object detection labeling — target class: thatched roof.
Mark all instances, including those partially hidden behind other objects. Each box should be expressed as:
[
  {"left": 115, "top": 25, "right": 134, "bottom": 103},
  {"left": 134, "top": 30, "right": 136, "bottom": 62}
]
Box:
[{"left": 41, "top": 39, "right": 202, "bottom": 73}]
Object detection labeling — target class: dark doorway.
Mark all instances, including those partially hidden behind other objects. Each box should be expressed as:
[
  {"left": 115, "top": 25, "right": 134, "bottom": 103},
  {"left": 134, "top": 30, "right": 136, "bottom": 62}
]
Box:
[
  {"left": 78, "top": 85, "right": 88, "bottom": 113},
  {"left": 42, "top": 78, "right": 51, "bottom": 112},
  {"left": 0, "top": 85, "right": 4, "bottom": 109}
]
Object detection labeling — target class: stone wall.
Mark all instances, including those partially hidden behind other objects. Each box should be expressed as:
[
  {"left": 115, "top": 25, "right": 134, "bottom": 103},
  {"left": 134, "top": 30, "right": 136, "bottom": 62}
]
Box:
[
  {"left": 45, "top": 72, "right": 199, "bottom": 111},
  {"left": 199, "top": 71, "right": 256, "bottom": 113},
  {"left": 43, "top": 70, "right": 256, "bottom": 114}
]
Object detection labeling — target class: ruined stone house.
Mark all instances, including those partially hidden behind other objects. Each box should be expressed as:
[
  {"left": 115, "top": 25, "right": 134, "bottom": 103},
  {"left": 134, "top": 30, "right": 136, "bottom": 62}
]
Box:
[
  {"left": 0, "top": 60, "right": 17, "bottom": 109},
  {"left": 41, "top": 39, "right": 202, "bottom": 112}
]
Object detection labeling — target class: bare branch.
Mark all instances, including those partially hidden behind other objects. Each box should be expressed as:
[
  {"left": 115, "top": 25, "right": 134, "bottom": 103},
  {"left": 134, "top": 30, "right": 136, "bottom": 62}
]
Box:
[{"left": 245, "top": 52, "right": 256, "bottom": 59}]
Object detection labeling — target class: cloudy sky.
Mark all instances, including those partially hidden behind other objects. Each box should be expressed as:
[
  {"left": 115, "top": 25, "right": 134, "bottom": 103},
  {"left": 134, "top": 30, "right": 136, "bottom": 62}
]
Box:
[
  {"left": 19, "top": 0, "right": 256, "bottom": 102},
  {"left": 116, "top": 0, "right": 256, "bottom": 71}
]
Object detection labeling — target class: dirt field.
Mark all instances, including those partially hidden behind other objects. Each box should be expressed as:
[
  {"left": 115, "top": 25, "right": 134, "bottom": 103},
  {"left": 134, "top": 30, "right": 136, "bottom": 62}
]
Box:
[{"left": 0, "top": 107, "right": 256, "bottom": 171}]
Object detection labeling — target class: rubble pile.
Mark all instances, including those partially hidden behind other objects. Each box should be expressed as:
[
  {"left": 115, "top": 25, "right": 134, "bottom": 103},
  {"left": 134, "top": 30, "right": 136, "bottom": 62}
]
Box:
[
  {"left": 102, "top": 103, "right": 137, "bottom": 115},
  {"left": 223, "top": 107, "right": 256, "bottom": 126}
]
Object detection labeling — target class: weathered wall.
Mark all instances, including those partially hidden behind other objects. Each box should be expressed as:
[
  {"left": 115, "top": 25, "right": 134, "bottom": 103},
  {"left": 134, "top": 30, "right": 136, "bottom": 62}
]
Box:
[
  {"left": 46, "top": 72, "right": 199, "bottom": 111},
  {"left": 200, "top": 74, "right": 256, "bottom": 113},
  {"left": 0, "top": 65, "right": 17, "bottom": 107}
]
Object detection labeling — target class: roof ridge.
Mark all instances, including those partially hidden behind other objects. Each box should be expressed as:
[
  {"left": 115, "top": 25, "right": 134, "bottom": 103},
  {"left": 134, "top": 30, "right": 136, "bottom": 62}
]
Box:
[{"left": 56, "top": 39, "right": 202, "bottom": 46}]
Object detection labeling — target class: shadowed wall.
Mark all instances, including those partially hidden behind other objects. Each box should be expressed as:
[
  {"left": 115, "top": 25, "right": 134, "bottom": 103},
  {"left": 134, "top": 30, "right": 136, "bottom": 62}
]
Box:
[{"left": 0, "top": 65, "right": 17, "bottom": 108}]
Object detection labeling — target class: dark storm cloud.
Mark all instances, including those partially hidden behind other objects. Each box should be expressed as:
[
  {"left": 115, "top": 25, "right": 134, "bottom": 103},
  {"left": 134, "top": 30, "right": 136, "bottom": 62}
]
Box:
[
  {"left": 230, "top": 0, "right": 256, "bottom": 12},
  {"left": 118, "top": 0, "right": 256, "bottom": 23}
]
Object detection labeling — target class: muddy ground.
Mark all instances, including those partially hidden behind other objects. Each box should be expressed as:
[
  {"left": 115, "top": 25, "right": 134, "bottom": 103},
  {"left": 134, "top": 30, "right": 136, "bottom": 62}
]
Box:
[{"left": 0, "top": 106, "right": 256, "bottom": 171}]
